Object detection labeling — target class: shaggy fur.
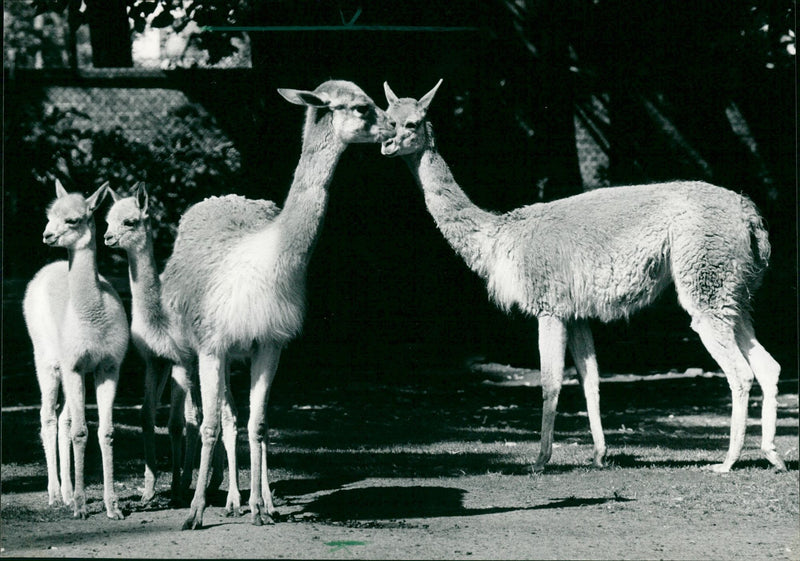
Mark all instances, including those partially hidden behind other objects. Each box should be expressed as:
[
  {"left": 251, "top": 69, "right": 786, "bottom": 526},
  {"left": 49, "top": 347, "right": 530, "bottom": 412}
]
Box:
[
  {"left": 382, "top": 81, "right": 785, "bottom": 474},
  {"left": 105, "top": 186, "right": 238, "bottom": 509},
  {"left": 161, "top": 80, "right": 394, "bottom": 529},
  {"left": 23, "top": 181, "right": 129, "bottom": 520}
]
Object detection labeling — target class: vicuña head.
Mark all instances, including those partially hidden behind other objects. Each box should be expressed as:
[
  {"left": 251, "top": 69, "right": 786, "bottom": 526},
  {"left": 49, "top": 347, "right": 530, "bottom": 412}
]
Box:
[
  {"left": 381, "top": 79, "right": 443, "bottom": 157},
  {"left": 43, "top": 179, "right": 108, "bottom": 248},
  {"left": 278, "top": 79, "right": 394, "bottom": 145},
  {"left": 104, "top": 182, "right": 150, "bottom": 252}
]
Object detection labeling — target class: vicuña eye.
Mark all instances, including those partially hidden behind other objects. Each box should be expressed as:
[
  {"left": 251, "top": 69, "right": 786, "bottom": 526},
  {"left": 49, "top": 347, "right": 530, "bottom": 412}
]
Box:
[
  {"left": 123, "top": 219, "right": 137, "bottom": 227},
  {"left": 405, "top": 121, "right": 419, "bottom": 129},
  {"left": 353, "top": 104, "right": 370, "bottom": 115},
  {"left": 65, "top": 217, "right": 80, "bottom": 225}
]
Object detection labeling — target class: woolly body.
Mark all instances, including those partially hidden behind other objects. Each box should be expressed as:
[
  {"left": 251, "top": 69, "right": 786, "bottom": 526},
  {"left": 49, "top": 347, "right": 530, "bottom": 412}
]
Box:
[
  {"left": 433, "top": 179, "right": 770, "bottom": 323},
  {"left": 161, "top": 194, "right": 301, "bottom": 354},
  {"left": 384, "top": 89, "right": 768, "bottom": 325},
  {"left": 24, "top": 261, "right": 128, "bottom": 373}
]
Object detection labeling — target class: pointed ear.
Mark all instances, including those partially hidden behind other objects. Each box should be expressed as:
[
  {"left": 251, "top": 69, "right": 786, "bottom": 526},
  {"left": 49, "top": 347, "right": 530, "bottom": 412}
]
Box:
[
  {"left": 277, "top": 88, "right": 329, "bottom": 108},
  {"left": 86, "top": 181, "right": 109, "bottom": 214},
  {"left": 135, "top": 182, "right": 149, "bottom": 214},
  {"left": 107, "top": 185, "right": 122, "bottom": 202},
  {"left": 383, "top": 81, "right": 400, "bottom": 105},
  {"left": 55, "top": 178, "right": 69, "bottom": 198},
  {"left": 419, "top": 79, "right": 443, "bottom": 113}
]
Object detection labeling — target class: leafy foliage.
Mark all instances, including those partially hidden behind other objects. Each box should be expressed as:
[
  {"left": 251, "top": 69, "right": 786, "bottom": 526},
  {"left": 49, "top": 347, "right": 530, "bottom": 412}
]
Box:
[
  {"left": 28, "top": 0, "right": 249, "bottom": 65},
  {"left": 22, "top": 102, "right": 242, "bottom": 273}
]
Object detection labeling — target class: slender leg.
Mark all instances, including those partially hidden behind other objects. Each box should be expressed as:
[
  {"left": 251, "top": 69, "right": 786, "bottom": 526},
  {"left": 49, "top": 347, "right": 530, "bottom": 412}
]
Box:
[
  {"left": 692, "top": 315, "right": 754, "bottom": 472},
  {"left": 61, "top": 366, "right": 88, "bottom": 519},
  {"left": 140, "top": 356, "right": 162, "bottom": 504},
  {"left": 567, "top": 320, "right": 607, "bottom": 468},
  {"left": 735, "top": 317, "right": 787, "bottom": 471},
  {"left": 182, "top": 352, "right": 222, "bottom": 530},
  {"left": 95, "top": 361, "right": 124, "bottom": 520},
  {"left": 220, "top": 359, "right": 241, "bottom": 516},
  {"left": 174, "top": 363, "right": 199, "bottom": 500},
  {"left": 36, "top": 360, "right": 62, "bottom": 506},
  {"left": 261, "top": 442, "right": 276, "bottom": 517},
  {"left": 248, "top": 342, "right": 282, "bottom": 526},
  {"left": 168, "top": 365, "right": 189, "bottom": 504},
  {"left": 57, "top": 400, "right": 73, "bottom": 505},
  {"left": 533, "top": 316, "right": 568, "bottom": 473}
]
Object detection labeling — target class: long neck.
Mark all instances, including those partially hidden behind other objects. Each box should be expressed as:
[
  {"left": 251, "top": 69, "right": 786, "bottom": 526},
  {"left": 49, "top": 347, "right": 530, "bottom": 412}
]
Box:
[
  {"left": 403, "top": 123, "right": 500, "bottom": 276},
  {"left": 275, "top": 107, "right": 346, "bottom": 267},
  {"left": 127, "top": 230, "right": 169, "bottom": 332},
  {"left": 67, "top": 226, "right": 105, "bottom": 313}
]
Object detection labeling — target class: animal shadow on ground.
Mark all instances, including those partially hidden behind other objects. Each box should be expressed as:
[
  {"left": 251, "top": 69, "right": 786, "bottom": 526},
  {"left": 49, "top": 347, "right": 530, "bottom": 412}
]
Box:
[{"left": 297, "top": 485, "right": 634, "bottom": 522}]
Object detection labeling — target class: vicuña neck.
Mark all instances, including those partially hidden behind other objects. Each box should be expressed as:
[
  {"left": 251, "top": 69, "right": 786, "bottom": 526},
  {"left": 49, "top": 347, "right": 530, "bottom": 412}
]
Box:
[
  {"left": 403, "top": 123, "right": 500, "bottom": 277},
  {"left": 275, "top": 107, "right": 346, "bottom": 266},
  {"left": 67, "top": 233, "right": 104, "bottom": 313},
  {"left": 126, "top": 232, "right": 169, "bottom": 333}
]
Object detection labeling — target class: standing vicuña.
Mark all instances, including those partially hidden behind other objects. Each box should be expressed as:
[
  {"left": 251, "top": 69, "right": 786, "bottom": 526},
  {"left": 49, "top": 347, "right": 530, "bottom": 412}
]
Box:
[
  {"left": 104, "top": 184, "right": 237, "bottom": 509},
  {"left": 161, "top": 80, "right": 394, "bottom": 529},
  {"left": 23, "top": 180, "right": 130, "bottom": 520},
  {"left": 381, "top": 80, "right": 786, "bottom": 473}
]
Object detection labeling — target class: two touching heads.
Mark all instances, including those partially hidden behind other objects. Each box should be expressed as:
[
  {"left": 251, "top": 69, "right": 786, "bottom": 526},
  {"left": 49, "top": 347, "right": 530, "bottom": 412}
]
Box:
[{"left": 276, "top": 78, "right": 444, "bottom": 156}]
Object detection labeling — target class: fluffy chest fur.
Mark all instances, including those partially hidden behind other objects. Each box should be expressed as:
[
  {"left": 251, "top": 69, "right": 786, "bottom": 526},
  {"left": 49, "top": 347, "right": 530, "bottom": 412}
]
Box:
[
  {"left": 199, "top": 225, "right": 307, "bottom": 353},
  {"left": 23, "top": 261, "right": 129, "bottom": 373}
]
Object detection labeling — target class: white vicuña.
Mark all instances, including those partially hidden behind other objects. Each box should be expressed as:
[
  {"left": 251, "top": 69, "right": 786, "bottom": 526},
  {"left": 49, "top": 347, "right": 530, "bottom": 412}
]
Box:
[
  {"left": 381, "top": 80, "right": 787, "bottom": 474},
  {"left": 23, "top": 180, "right": 130, "bottom": 520},
  {"left": 104, "top": 184, "right": 237, "bottom": 510},
  {"left": 160, "top": 80, "right": 394, "bottom": 529}
]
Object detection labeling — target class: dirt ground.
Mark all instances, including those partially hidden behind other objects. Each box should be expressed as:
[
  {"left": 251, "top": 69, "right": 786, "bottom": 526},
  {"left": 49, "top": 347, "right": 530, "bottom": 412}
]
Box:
[{"left": 2, "top": 368, "right": 798, "bottom": 560}]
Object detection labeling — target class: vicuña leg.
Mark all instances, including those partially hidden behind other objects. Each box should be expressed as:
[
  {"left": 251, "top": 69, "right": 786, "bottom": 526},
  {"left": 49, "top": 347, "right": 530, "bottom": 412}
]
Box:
[
  {"left": 692, "top": 315, "right": 754, "bottom": 472},
  {"left": 220, "top": 360, "right": 241, "bottom": 516},
  {"left": 141, "top": 357, "right": 168, "bottom": 503},
  {"left": 248, "top": 342, "right": 281, "bottom": 526},
  {"left": 568, "top": 320, "right": 607, "bottom": 468},
  {"left": 171, "top": 363, "right": 196, "bottom": 502},
  {"left": 61, "top": 366, "right": 89, "bottom": 519},
  {"left": 57, "top": 399, "right": 73, "bottom": 505},
  {"left": 95, "top": 361, "right": 124, "bottom": 519},
  {"left": 735, "top": 317, "right": 787, "bottom": 471},
  {"left": 182, "top": 352, "right": 222, "bottom": 530},
  {"left": 533, "top": 315, "right": 568, "bottom": 473},
  {"left": 36, "top": 360, "right": 62, "bottom": 505}
]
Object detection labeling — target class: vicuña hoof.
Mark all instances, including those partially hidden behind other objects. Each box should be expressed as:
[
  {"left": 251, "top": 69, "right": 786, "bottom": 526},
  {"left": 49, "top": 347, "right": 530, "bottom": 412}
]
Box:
[
  {"left": 106, "top": 505, "right": 125, "bottom": 520},
  {"left": 249, "top": 504, "right": 275, "bottom": 526},
  {"left": 181, "top": 506, "right": 205, "bottom": 530},
  {"left": 702, "top": 462, "right": 732, "bottom": 473},
  {"left": 592, "top": 450, "right": 607, "bottom": 468},
  {"left": 72, "top": 494, "right": 87, "bottom": 519},
  {"left": 764, "top": 450, "right": 787, "bottom": 472},
  {"left": 225, "top": 493, "right": 242, "bottom": 517},
  {"left": 530, "top": 462, "right": 546, "bottom": 475}
]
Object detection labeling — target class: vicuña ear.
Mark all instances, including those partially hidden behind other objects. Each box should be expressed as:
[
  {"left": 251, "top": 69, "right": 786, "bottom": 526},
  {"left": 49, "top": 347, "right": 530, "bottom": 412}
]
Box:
[
  {"left": 107, "top": 186, "right": 122, "bottom": 202},
  {"left": 135, "top": 182, "right": 149, "bottom": 214},
  {"left": 419, "top": 79, "right": 443, "bottom": 113},
  {"left": 86, "top": 181, "right": 109, "bottom": 214},
  {"left": 55, "top": 178, "right": 69, "bottom": 199},
  {"left": 383, "top": 82, "right": 400, "bottom": 105},
  {"left": 277, "top": 88, "right": 329, "bottom": 108}
]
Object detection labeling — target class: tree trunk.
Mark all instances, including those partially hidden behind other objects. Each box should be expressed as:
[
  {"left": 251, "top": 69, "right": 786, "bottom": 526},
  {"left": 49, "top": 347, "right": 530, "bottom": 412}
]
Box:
[{"left": 85, "top": 0, "right": 132, "bottom": 68}]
